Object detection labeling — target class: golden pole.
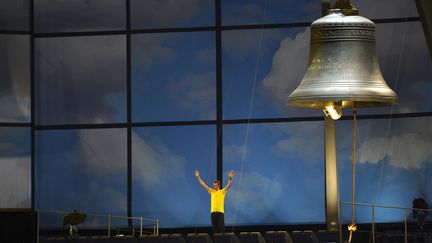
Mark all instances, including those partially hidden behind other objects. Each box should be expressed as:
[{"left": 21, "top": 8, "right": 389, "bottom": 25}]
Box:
[{"left": 348, "top": 109, "right": 358, "bottom": 242}]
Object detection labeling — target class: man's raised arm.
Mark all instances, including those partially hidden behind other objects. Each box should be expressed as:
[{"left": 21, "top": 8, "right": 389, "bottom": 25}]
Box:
[
  {"left": 195, "top": 170, "right": 210, "bottom": 190},
  {"left": 223, "top": 170, "right": 235, "bottom": 191}
]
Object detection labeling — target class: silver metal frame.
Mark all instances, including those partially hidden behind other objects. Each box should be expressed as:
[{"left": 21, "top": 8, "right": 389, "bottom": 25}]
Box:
[
  {"left": 340, "top": 201, "right": 432, "bottom": 243},
  {"left": 36, "top": 209, "right": 160, "bottom": 243}
]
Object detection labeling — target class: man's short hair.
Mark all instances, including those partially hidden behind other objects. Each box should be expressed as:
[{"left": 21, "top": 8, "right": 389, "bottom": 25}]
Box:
[{"left": 213, "top": 180, "right": 221, "bottom": 187}]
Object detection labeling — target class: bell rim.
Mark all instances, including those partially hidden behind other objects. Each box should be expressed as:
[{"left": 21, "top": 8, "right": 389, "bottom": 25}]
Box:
[{"left": 286, "top": 98, "right": 399, "bottom": 109}]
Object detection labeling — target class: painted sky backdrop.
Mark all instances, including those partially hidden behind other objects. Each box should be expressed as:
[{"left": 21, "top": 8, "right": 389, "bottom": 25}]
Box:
[
  {"left": 0, "top": 35, "right": 30, "bottom": 122},
  {"left": 1, "top": 0, "right": 431, "bottom": 229}
]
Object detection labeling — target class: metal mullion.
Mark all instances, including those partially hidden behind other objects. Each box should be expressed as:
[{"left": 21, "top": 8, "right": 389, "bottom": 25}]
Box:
[
  {"left": 34, "top": 123, "right": 128, "bottom": 130},
  {"left": 221, "top": 112, "right": 432, "bottom": 125},
  {"left": 28, "top": 18, "right": 422, "bottom": 39},
  {"left": 0, "top": 30, "right": 31, "bottom": 35},
  {"left": 30, "top": 1, "right": 36, "bottom": 241},
  {"left": 215, "top": 0, "right": 223, "bottom": 183},
  {"left": 0, "top": 123, "right": 32, "bottom": 127},
  {"left": 30, "top": 0, "right": 35, "bottom": 212},
  {"left": 132, "top": 120, "right": 217, "bottom": 127},
  {"left": 33, "top": 30, "right": 126, "bottom": 38},
  {"left": 131, "top": 26, "right": 216, "bottom": 34},
  {"left": 126, "top": 0, "right": 133, "bottom": 227}
]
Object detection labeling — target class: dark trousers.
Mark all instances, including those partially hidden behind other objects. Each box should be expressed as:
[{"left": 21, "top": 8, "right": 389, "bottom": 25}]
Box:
[{"left": 211, "top": 212, "right": 225, "bottom": 233}]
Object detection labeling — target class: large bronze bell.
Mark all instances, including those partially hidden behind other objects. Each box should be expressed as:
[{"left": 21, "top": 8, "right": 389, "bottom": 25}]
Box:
[{"left": 287, "top": 9, "right": 399, "bottom": 111}]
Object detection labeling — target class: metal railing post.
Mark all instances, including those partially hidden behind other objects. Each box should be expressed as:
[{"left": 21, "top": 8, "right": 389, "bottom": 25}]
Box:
[
  {"left": 339, "top": 200, "right": 343, "bottom": 243},
  {"left": 108, "top": 214, "right": 111, "bottom": 237},
  {"left": 37, "top": 210, "right": 40, "bottom": 243},
  {"left": 140, "top": 217, "right": 143, "bottom": 237},
  {"left": 154, "top": 220, "right": 159, "bottom": 236},
  {"left": 372, "top": 204, "right": 375, "bottom": 243},
  {"left": 404, "top": 209, "right": 408, "bottom": 243}
]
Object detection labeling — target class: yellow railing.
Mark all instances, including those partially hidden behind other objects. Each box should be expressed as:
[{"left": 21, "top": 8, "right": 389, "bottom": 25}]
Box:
[{"left": 37, "top": 209, "right": 159, "bottom": 243}]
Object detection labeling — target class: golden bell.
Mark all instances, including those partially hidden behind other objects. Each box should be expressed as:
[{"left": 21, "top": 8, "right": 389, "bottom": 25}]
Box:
[{"left": 287, "top": 9, "right": 399, "bottom": 110}]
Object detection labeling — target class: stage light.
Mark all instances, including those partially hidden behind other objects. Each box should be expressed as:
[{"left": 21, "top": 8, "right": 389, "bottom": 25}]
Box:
[{"left": 323, "top": 104, "right": 342, "bottom": 120}]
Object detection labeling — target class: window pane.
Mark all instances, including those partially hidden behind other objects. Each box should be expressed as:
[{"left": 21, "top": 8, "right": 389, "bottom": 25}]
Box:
[
  {"left": 131, "top": 0, "right": 214, "bottom": 29},
  {"left": 0, "top": 127, "right": 31, "bottom": 209},
  {"left": 35, "top": 35, "right": 127, "bottom": 125},
  {"left": 0, "top": 35, "right": 30, "bottom": 122},
  {"left": 34, "top": 0, "right": 126, "bottom": 33},
  {"left": 36, "top": 128, "right": 127, "bottom": 227},
  {"left": 224, "top": 122, "right": 325, "bottom": 225},
  {"left": 132, "top": 125, "right": 216, "bottom": 228},
  {"left": 337, "top": 117, "right": 432, "bottom": 223},
  {"left": 132, "top": 32, "right": 215, "bottom": 122},
  {"left": 223, "top": 28, "right": 322, "bottom": 119},
  {"left": 221, "top": 0, "right": 418, "bottom": 26},
  {"left": 362, "top": 22, "right": 432, "bottom": 115},
  {"left": 0, "top": 0, "right": 30, "bottom": 31},
  {"left": 355, "top": 0, "right": 418, "bottom": 19},
  {"left": 221, "top": 0, "right": 320, "bottom": 26}
]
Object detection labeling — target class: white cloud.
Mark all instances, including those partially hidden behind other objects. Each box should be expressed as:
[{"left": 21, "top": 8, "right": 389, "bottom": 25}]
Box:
[
  {"left": 131, "top": 131, "right": 186, "bottom": 190},
  {"left": 260, "top": 29, "right": 310, "bottom": 113},
  {"left": 271, "top": 135, "right": 322, "bottom": 160},
  {"left": 267, "top": 122, "right": 323, "bottom": 162},
  {"left": 223, "top": 144, "right": 250, "bottom": 163},
  {"left": 195, "top": 48, "right": 215, "bottom": 65},
  {"left": 226, "top": 3, "right": 267, "bottom": 22},
  {"left": 223, "top": 29, "right": 287, "bottom": 59},
  {"left": 355, "top": 117, "right": 432, "bottom": 170},
  {"left": 76, "top": 129, "right": 127, "bottom": 175},
  {"left": 88, "top": 182, "right": 126, "bottom": 212},
  {"left": 0, "top": 94, "right": 30, "bottom": 122},
  {"left": 357, "top": 137, "right": 387, "bottom": 164},
  {"left": 167, "top": 71, "right": 216, "bottom": 119},
  {"left": 359, "top": 133, "right": 432, "bottom": 170},
  {"left": 228, "top": 171, "right": 283, "bottom": 218},
  {"left": 133, "top": 34, "right": 176, "bottom": 69},
  {"left": 76, "top": 129, "right": 186, "bottom": 190},
  {"left": 0, "top": 156, "right": 31, "bottom": 208}
]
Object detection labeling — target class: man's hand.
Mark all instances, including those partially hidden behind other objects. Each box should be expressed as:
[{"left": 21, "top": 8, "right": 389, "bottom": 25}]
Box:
[
  {"left": 195, "top": 170, "right": 200, "bottom": 178},
  {"left": 228, "top": 170, "right": 235, "bottom": 179}
]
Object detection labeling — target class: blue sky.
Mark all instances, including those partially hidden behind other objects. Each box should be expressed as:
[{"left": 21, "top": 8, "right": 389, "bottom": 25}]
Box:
[{"left": 1, "top": 0, "right": 431, "bottom": 229}]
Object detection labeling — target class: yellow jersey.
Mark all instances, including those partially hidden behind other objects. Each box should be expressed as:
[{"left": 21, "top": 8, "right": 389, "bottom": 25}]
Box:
[{"left": 208, "top": 188, "right": 227, "bottom": 213}]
